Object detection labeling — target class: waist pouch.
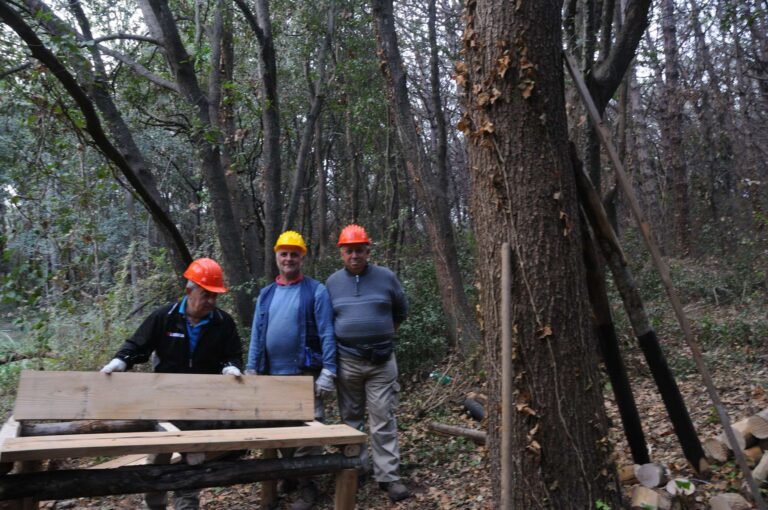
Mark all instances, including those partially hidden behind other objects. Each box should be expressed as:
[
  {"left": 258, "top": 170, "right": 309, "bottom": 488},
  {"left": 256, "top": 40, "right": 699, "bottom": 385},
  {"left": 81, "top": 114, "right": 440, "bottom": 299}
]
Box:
[
  {"left": 339, "top": 339, "right": 394, "bottom": 365},
  {"left": 362, "top": 344, "right": 394, "bottom": 365}
]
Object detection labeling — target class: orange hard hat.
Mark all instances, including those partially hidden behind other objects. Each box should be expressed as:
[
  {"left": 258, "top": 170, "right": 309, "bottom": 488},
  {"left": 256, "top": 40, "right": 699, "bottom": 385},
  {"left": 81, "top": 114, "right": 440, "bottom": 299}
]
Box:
[
  {"left": 183, "top": 258, "right": 228, "bottom": 293},
  {"left": 337, "top": 224, "right": 371, "bottom": 246}
]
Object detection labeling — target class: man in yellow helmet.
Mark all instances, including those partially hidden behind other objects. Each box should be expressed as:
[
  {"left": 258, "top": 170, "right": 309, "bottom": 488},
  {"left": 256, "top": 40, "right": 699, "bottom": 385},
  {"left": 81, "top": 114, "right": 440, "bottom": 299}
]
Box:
[{"left": 246, "top": 231, "right": 336, "bottom": 510}]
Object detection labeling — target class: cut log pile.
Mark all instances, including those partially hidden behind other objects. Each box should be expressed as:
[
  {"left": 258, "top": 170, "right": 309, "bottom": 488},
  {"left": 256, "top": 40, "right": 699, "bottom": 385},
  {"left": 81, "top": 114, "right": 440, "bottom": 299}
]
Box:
[
  {"left": 624, "top": 407, "right": 768, "bottom": 510},
  {"left": 702, "top": 408, "right": 768, "bottom": 482}
]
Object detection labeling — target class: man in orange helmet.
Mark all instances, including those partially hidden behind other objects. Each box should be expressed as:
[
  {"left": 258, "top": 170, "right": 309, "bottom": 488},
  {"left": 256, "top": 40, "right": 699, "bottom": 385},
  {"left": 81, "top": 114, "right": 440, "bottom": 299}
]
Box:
[
  {"left": 325, "top": 224, "right": 411, "bottom": 502},
  {"left": 100, "top": 257, "right": 243, "bottom": 510}
]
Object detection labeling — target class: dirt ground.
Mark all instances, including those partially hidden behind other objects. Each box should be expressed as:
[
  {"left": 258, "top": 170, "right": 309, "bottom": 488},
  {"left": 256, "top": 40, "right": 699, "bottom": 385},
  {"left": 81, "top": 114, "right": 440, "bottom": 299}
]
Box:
[{"left": 31, "top": 339, "right": 768, "bottom": 509}]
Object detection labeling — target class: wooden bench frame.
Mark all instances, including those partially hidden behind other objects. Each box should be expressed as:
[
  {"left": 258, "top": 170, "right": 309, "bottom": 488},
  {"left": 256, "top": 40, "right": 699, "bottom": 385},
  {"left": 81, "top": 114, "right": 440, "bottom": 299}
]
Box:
[{"left": 0, "top": 371, "right": 367, "bottom": 509}]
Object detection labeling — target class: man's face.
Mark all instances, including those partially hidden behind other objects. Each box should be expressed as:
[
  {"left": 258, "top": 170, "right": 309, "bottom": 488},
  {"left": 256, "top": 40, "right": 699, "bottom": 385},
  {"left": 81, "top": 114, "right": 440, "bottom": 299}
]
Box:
[
  {"left": 340, "top": 244, "right": 370, "bottom": 275},
  {"left": 185, "top": 285, "right": 218, "bottom": 320},
  {"left": 276, "top": 248, "right": 305, "bottom": 281}
]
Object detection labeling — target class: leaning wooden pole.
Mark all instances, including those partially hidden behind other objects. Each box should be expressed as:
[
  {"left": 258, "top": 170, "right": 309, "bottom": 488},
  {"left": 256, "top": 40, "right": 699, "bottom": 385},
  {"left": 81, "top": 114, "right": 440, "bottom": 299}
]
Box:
[
  {"left": 575, "top": 156, "right": 703, "bottom": 470},
  {"left": 564, "top": 51, "right": 767, "bottom": 508},
  {"left": 580, "top": 209, "right": 650, "bottom": 465},
  {"left": 500, "top": 242, "right": 512, "bottom": 509}
]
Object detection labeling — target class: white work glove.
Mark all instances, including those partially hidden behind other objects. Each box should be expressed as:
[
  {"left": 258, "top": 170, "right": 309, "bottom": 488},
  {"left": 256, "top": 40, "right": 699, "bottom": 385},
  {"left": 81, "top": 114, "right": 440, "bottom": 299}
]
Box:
[
  {"left": 100, "top": 358, "right": 126, "bottom": 374},
  {"left": 222, "top": 365, "right": 242, "bottom": 377},
  {"left": 186, "top": 452, "right": 206, "bottom": 465},
  {"left": 245, "top": 369, "right": 256, "bottom": 375},
  {"left": 315, "top": 368, "right": 336, "bottom": 400}
]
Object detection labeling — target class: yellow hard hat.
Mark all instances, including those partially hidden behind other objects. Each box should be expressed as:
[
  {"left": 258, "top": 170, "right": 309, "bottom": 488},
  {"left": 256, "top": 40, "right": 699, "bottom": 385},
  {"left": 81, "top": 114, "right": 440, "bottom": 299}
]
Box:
[{"left": 274, "top": 230, "right": 307, "bottom": 255}]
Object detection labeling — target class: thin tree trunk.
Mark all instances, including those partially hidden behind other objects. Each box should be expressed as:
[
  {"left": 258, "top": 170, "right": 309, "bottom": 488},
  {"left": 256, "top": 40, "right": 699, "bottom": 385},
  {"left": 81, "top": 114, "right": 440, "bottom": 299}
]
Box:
[
  {"left": 215, "top": 2, "right": 263, "bottom": 277},
  {"left": 660, "top": 0, "right": 691, "bottom": 255},
  {"left": 233, "top": 0, "right": 282, "bottom": 279},
  {"left": 145, "top": 0, "right": 253, "bottom": 325},
  {"left": 372, "top": 0, "right": 481, "bottom": 357},
  {"left": 316, "top": 120, "right": 329, "bottom": 258},
  {"left": 283, "top": 0, "right": 335, "bottom": 233}
]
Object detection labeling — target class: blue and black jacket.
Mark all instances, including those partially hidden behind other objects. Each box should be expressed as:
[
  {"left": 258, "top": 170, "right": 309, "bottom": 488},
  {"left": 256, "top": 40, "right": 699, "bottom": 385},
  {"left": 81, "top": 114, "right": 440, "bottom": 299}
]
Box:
[{"left": 246, "top": 276, "right": 336, "bottom": 375}]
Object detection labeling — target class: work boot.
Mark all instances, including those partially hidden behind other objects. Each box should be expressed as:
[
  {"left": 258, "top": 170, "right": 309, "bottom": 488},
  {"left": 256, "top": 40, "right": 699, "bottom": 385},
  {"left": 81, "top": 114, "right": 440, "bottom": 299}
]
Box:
[
  {"left": 289, "top": 481, "right": 319, "bottom": 510},
  {"left": 379, "top": 480, "right": 410, "bottom": 502}
]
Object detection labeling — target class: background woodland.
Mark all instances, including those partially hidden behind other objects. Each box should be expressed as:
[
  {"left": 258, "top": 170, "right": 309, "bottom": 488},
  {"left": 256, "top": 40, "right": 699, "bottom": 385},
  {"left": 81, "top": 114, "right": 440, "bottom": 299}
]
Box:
[{"left": 0, "top": 0, "right": 767, "bottom": 506}]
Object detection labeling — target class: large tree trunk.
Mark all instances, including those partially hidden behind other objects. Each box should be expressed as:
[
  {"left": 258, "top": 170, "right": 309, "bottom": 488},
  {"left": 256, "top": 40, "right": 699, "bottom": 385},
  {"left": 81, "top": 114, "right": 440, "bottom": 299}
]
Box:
[
  {"left": 233, "top": 0, "right": 282, "bottom": 279},
  {"left": 461, "top": 2, "right": 619, "bottom": 507},
  {"left": 372, "top": 0, "right": 481, "bottom": 357}
]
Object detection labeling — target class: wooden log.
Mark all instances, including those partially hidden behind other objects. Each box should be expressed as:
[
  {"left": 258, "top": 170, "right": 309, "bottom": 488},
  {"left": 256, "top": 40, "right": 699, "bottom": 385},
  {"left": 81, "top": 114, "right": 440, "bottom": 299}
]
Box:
[
  {"left": 630, "top": 486, "right": 670, "bottom": 510},
  {"left": 719, "top": 418, "right": 757, "bottom": 452},
  {"left": 665, "top": 478, "right": 694, "bottom": 496},
  {"left": 574, "top": 155, "right": 705, "bottom": 473},
  {"left": 747, "top": 415, "right": 768, "bottom": 440},
  {"left": 754, "top": 451, "right": 768, "bottom": 482},
  {"left": 463, "top": 398, "right": 485, "bottom": 422},
  {"left": 709, "top": 493, "right": 752, "bottom": 510},
  {"left": 427, "top": 422, "right": 486, "bottom": 445},
  {"left": 0, "top": 454, "right": 361, "bottom": 500},
  {"left": 745, "top": 446, "right": 764, "bottom": 467},
  {"left": 20, "top": 420, "right": 154, "bottom": 437},
  {"left": 703, "top": 437, "right": 730, "bottom": 463},
  {"left": 618, "top": 464, "right": 638, "bottom": 484},
  {"left": 636, "top": 463, "right": 667, "bottom": 488},
  {"left": 466, "top": 392, "right": 488, "bottom": 407}
]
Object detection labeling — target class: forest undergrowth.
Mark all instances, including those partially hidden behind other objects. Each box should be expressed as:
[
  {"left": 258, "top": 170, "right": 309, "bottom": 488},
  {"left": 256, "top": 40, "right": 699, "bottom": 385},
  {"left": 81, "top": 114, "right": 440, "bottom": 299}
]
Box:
[{"left": 7, "top": 255, "right": 768, "bottom": 509}]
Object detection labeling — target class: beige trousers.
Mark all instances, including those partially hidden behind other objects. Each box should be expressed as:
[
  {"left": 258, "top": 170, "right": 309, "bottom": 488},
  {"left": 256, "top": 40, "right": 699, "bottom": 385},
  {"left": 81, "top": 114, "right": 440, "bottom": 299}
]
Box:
[{"left": 337, "top": 353, "right": 401, "bottom": 483}]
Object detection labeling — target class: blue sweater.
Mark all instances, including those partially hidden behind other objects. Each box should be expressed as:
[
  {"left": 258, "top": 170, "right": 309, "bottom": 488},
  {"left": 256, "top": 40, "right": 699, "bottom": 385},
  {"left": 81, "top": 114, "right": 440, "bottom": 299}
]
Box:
[
  {"left": 325, "top": 264, "right": 408, "bottom": 357},
  {"left": 247, "top": 276, "right": 336, "bottom": 375}
]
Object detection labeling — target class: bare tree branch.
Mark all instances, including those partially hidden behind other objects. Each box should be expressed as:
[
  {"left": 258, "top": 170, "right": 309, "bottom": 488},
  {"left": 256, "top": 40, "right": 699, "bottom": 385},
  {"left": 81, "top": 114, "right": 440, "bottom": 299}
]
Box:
[
  {"left": 0, "top": 60, "right": 30, "bottom": 79},
  {"left": 91, "top": 33, "right": 161, "bottom": 45},
  {"left": 0, "top": 0, "right": 192, "bottom": 264},
  {"left": 96, "top": 44, "right": 179, "bottom": 93}
]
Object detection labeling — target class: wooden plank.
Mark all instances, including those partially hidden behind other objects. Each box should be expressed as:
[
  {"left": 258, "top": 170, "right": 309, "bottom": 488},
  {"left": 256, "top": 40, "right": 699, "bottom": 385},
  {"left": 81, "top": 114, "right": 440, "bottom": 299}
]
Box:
[
  {"left": 156, "top": 421, "right": 181, "bottom": 432},
  {"left": 260, "top": 448, "right": 277, "bottom": 509},
  {"left": 0, "top": 416, "right": 20, "bottom": 446},
  {"left": 334, "top": 469, "right": 358, "bottom": 510},
  {"left": 13, "top": 371, "right": 315, "bottom": 421},
  {"left": 89, "top": 449, "right": 235, "bottom": 470},
  {"left": 88, "top": 454, "right": 149, "bottom": 469},
  {"left": 0, "top": 424, "right": 367, "bottom": 462},
  {"left": 0, "top": 416, "right": 20, "bottom": 475}
]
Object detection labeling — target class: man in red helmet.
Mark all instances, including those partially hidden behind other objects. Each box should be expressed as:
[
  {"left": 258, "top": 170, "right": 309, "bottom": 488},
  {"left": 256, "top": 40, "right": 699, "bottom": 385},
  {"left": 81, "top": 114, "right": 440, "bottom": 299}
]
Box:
[
  {"left": 100, "top": 257, "right": 243, "bottom": 510},
  {"left": 325, "top": 225, "right": 411, "bottom": 502}
]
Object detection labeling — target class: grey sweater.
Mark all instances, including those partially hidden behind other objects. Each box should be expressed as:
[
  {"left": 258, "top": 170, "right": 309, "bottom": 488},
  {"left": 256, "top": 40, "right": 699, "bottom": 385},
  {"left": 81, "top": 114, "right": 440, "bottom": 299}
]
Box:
[{"left": 325, "top": 264, "right": 408, "bottom": 355}]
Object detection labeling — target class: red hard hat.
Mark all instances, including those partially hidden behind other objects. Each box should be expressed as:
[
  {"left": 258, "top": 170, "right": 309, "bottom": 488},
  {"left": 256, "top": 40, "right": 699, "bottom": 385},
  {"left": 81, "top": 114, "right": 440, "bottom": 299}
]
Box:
[
  {"left": 337, "top": 224, "right": 371, "bottom": 246},
  {"left": 183, "top": 258, "right": 228, "bottom": 293}
]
